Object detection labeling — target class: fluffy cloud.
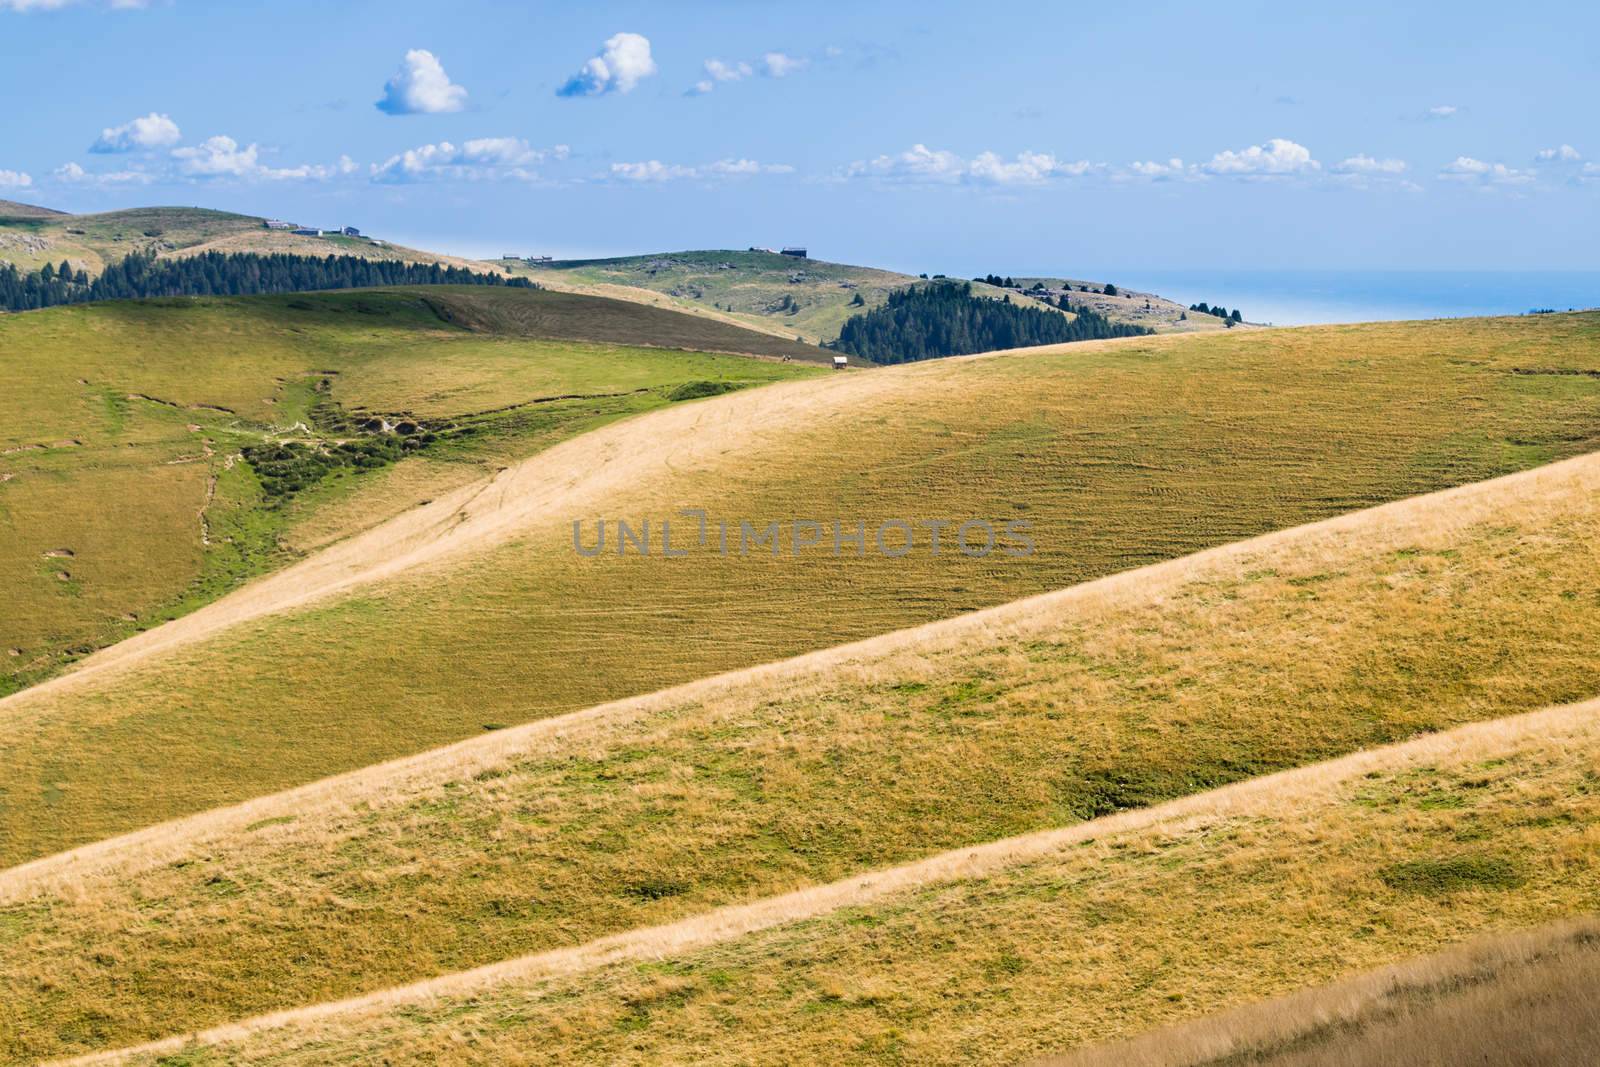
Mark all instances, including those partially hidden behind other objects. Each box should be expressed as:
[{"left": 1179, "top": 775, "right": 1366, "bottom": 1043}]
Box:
[
  {"left": 53, "top": 161, "right": 150, "bottom": 184},
  {"left": 376, "top": 49, "right": 468, "bottom": 115},
  {"left": 0, "top": 169, "right": 32, "bottom": 187},
  {"left": 848, "top": 144, "right": 1097, "bottom": 185},
  {"left": 1426, "top": 105, "right": 1458, "bottom": 119},
  {"left": 1439, "top": 156, "right": 1534, "bottom": 186},
  {"left": 762, "top": 51, "right": 808, "bottom": 77},
  {"left": 1201, "top": 138, "right": 1319, "bottom": 176},
  {"left": 372, "top": 138, "right": 566, "bottom": 183},
  {"left": 90, "top": 112, "right": 181, "bottom": 153},
  {"left": 1333, "top": 154, "right": 1407, "bottom": 174},
  {"left": 688, "top": 49, "right": 811, "bottom": 94},
  {"left": 558, "top": 32, "right": 656, "bottom": 97},
  {"left": 1124, "top": 157, "right": 1191, "bottom": 180},
  {"left": 171, "top": 135, "right": 347, "bottom": 181},
  {"left": 968, "top": 151, "right": 1095, "bottom": 184},
  {"left": 1536, "top": 144, "right": 1582, "bottom": 162},
  {"left": 847, "top": 144, "right": 966, "bottom": 183},
  {"left": 609, "top": 158, "right": 793, "bottom": 182},
  {"left": 687, "top": 57, "right": 753, "bottom": 95}
]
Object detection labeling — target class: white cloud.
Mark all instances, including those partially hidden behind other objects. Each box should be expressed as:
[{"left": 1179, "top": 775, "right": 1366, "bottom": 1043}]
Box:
[
  {"left": 171, "top": 135, "right": 345, "bottom": 182},
  {"left": 1334, "top": 154, "right": 1407, "bottom": 174},
  {"left": 707, "top": 58, "right": 753, "bottom": 82},
  {"left": 1439, "top": 156, "right": 1534, "bottom": 186},
  {"left": 371, "top": 138, "right": 563, "bottom": 183},
  {"left": 90, "top": 112, "right": 180, "bottom": 153},
  {"left": 1536, "top": 144, "right": 1582, "bottom": 162},
  {"left": 53, "top": 161, "right": 150, "bottom": 185},
  {"left": 847, "top": 144, "right": 967, "bottom": 183},
  {"left": 686, "top": 57, "right": 753, "bottom": 94},
  {"left": 376, "top": 49, "right": 468, "bottom": 115},
  {"left": 558, "top": 32, "right": 656, "bottom": 97},
  {"left": 2, "top": 0, "right": 145, "bottom": 10},
  {"left": 611, "top": 160, "right": 697, "bottom": 182},
  {"left": 688, "top": 50, "right": 812, "bottom": 94},
  {"left": 848, "top": 144, "right": 1098, "bottom": 185},
  {"left": 1426, "top": 105, "right": 1458, "bottom": 119},
  {"left": 1124, "top": 157, "right": 1191, "bottom": 181},
  {"left": 0, "top": 169, "right": 32, "bottom": 188},
  {"left": 762, "top": 51, "right": 808, "bottom": 77},
  {"left": 1201, "top": 138, "right": 1319, "bottom": 176},
  {"left": 968, "top": 151, "right": 1094, "bottom": 184},
  {"left": 610, "top": 158, "right": 793, "bottom": 182}
]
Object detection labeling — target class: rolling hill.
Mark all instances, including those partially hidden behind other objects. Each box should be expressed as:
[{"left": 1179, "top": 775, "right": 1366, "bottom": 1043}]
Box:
[
  {"left": 0, "top": 286, "right": 824, "bottom": 694},
  {"left": 0, "top": 200, "right": 1226, "bottom": 342},
  {"left": 2, "top": 313, "right": 1600, "bottom": 1059},
  {"left": 517, "top": 250, "right": 1218, "bottom": 343},
  {"left": 2, "top": 314, "right": 1598, "bottom": 872},
  {"left": 85, "top": 695, "right": 1597, "bottom": 1066},
  {"left": 6, "top": 445, "right": 1599, "bottom": 1060}
]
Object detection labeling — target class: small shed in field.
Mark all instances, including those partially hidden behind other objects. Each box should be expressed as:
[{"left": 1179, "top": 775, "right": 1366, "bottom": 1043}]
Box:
[{"left": 832, "top": 355, "right": 848, "bottom": 370}]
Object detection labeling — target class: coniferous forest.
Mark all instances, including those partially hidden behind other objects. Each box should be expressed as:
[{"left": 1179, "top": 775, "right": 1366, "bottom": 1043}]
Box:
[
  {"left": 830, "top": 280, "right": 1150, "bottom": 364},
  {"left": 0, "top": 251, "right": 534, "bottom": 313}
]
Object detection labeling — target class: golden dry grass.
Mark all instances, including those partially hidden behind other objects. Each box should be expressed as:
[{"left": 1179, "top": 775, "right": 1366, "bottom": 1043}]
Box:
[
  {"left": 4, "top": 448, "right": 1599, "bottom": 1061},
  {"left": 1049, "top": 916, "right": 1600, "bottom": 1067},
  {"left": 0, "top": 288, "right": 818, "bottom": 692},
  {"left": 2, "top": 315, "right": 1598, "bottom": 869},
  {"left": 79, "top": 695, "right": 1600, "bottom": 1066}
]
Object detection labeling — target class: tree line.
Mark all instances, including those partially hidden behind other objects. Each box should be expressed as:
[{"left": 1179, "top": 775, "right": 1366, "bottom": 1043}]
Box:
[
  {"left": 0, "top": 251, "right": 535, "bottom": 313},
  {"left": 1189, "top": 301, "right": 1244, "bottom": 323},
  {"left": 830, "top": 280, "right": 1150, "bottom": 364}
]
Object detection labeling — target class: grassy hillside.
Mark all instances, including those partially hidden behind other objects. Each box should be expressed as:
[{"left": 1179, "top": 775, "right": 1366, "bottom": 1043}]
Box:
[
  {"left": 64, "top": 696, "right": 1600, "bottom": 1066},
  {"left": 3, "top": 442, "right": 1599, "bottom": 1061},
  {"left": 0, "top": 287, "right": 822, "bottom": 693},
  {"left": 0, "top": 202, "right": 521, "bottom": 279},
  {"left": 522, "top": 248, "right": 919, "bottom": 343},
  {"left": 1056, "top": 917, "right": 1600, "bottom": 1067},
  {"left": 0, "top": 205, "right": 262, "bottom": 275},
  {"left": 1, "top": 314, "right": 1597, "bottom": 867},
  {"left": 0, "top": 198, "right": 67, "bottom": 220},
  {"left": 525, "top": 251, "right": 1230, "bottom": 343}
]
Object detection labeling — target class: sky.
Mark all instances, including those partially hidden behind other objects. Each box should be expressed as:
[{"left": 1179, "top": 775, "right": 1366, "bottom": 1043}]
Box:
[{"left": 2, "top": 0, "right": 1597, "bottom": 276}]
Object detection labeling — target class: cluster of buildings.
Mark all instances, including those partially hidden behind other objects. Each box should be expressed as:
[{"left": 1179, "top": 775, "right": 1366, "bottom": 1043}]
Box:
[{"left": 263, "top": 220, "right": 362, "bottom": 238}]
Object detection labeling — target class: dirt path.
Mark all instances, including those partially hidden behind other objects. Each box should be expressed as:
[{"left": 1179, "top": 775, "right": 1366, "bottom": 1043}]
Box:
[
  {"left": 3, "top": 443, "right": 1594, "bottom": 901},
  {"left": 0, "top": 357, "right": 900, "bottom": 713},
  {"left": 51, "top": 694, "right": 1600, "bottom": 1067},
  {"left": 0, "top": 331, "right": 1191, "bottom": 720}
]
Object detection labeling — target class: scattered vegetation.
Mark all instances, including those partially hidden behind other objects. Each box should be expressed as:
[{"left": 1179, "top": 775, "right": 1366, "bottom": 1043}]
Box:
[{"left": 0, "top": 287, "right": 819, "bottom": 694}]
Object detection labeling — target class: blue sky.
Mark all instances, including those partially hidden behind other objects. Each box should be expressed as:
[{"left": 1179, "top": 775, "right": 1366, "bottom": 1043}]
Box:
[{"left": 2, "top": 0, "right": 1596, "bottom": 274}]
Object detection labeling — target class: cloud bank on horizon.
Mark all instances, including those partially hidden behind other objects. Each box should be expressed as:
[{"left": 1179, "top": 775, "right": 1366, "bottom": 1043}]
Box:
[{"left": 2, "top": 1, "right": 1596, "bottom": 269}]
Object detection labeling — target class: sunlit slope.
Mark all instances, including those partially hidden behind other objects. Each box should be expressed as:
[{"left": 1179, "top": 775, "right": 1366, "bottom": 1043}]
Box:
[
  {"left": 1054, "top": 917, "right": 1600, "bottom": 1067},
  {"left": 82, "top": 699, "right": 1600, "bottom": 1067},
  {"left": 0, "top": 287, "right": 820, "bottom": 693},
  {"left": 0, "top": 314, "right": 1596, "bottom": 868},
  {"left": 4, "top": 447, "right": 1600, "bottom": 1061}
]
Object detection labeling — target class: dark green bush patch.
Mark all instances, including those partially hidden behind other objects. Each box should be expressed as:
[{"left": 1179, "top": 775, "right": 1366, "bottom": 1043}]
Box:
[{"left": 1379, "top": 854, "right": 1524, "bottom": 895}]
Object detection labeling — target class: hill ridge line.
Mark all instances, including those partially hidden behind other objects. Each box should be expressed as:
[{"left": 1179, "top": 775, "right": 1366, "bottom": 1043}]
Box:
[
  {"left": 50, "top": 693, "right": 1600, "bottom": 1067},
  {"left": 3, "top": 445, "right": 1594, "bottom": 897},
  {"left": 0, "top": 330, "right": 1187, "bottom": 715}
]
